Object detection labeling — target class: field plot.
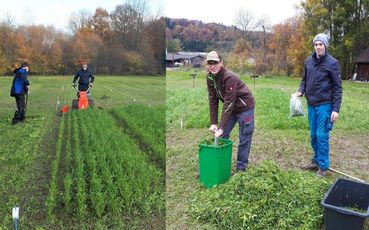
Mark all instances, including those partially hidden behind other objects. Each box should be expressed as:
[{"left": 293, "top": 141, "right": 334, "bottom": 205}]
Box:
[
  {"left": 0, "top": 76, "right": 165, "bottom": 229},
  {"left": 166, "top": 70, "right": 369, "bottom": 229}
]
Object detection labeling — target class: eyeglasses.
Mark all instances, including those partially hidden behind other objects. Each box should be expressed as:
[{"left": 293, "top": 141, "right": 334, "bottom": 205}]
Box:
[{"left": 207, "top": 61, "right": 220, "bottom": 66}]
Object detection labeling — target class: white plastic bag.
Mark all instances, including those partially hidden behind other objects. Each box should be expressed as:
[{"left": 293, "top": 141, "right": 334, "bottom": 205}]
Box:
[{"left": 289, "top": 94, "right": 304, "bottom": 118}]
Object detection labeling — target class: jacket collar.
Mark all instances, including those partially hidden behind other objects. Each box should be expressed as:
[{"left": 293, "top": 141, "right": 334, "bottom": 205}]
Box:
[{"left": 312, "top": 51, "right": 327, "bottom": 63}]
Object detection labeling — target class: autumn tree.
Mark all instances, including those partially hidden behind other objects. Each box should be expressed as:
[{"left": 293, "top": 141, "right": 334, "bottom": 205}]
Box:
[
  {"left": 301, "top": 0, "right": 369, "bottom": 79},
  {"left": 90, "top": 7, "right": 113, "bottom": 43},
  {"left": 68, "top": 9, "right": 92, "bottom": 33}
]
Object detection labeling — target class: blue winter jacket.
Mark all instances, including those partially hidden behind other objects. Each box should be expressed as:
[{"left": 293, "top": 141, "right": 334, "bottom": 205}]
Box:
[
  {"left": 73, "top": 68, "right": 95, "bottom": 85},
  {"left": 10, "top": 68, "right": 30, "bottom": 96},
  {"left": 298, "top": 52, "right": 342, "bottom": 113}
]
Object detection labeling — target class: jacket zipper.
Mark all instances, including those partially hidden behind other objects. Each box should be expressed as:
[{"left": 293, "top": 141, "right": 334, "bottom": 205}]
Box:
[{"left": 208, "top": 75, "right": 224, "bottom": 100}]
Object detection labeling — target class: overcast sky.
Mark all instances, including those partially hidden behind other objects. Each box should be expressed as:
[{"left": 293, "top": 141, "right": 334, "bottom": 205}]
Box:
[
  {"left": 0, "top": 0, "right": 164, "bottom": 32},
  {"left": 165, "top": 0, "right": 303, "bottom": 26},
  {"left": 0, "top": 0, "right": 303, "bottom": 31}
]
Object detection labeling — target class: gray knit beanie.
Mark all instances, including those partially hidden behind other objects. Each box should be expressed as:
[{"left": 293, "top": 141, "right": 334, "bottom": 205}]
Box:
[{"left": 313, "top": 33, "right": 329, "bottom": 49}]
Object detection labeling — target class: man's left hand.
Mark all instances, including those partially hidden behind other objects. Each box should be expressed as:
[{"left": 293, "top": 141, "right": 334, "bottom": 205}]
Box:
[
  {"left": 215, "top": 128, "right": 223, "bottom": 137},
  {"left": 331, "top": 111, "right": 339, "bottom": 122}
]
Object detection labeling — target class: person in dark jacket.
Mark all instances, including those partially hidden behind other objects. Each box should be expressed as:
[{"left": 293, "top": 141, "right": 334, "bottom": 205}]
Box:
[
  {"left": 10, "top": 62, "right": 30, "bottom": 125},
  {"left": 206, "top": 51, "right": 255, "bottom": 172},
  {"left": 72, "top": 63, "right": 95, "bottom": 97},
  {"left": 295, "top": 33, "right": 342, "bottom": 177}
]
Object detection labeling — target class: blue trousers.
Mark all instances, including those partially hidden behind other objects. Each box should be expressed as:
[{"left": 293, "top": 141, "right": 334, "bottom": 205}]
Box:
[
  {"left": 222, "top": 108, "right": 254, "bottom": 171},
  {"left": 307, "top": 104, "right": 333, "bottom": 170}
]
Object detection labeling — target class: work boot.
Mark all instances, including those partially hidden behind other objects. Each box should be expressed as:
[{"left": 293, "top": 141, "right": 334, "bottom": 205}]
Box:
[
  {"left": 11, "top": 117, "right": 18, "bottom": 125},
  {"left": 19, "top": 108, "right": 26, "bottom": 122},
  {"left": 300, "top": 161, "right": 319, "bottom": 171},
  {"left": 11, "top": 110, "right": 21, "bottom": 125},
  {"left": 316, "top": 169, "right": 328, "bottom": 177}
]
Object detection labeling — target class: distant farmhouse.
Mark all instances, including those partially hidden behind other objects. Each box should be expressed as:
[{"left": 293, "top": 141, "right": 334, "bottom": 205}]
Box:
[
  {"left": 166, "top": 52, "right": 206, "bottom": 68},
  {"left": 353, "top": 47, "right": 369, "bottom": 82}
]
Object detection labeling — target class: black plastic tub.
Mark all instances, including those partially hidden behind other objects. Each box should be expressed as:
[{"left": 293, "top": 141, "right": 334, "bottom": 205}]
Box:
[{"left": 321, "top": 178, "right": 369, "bottom": 230}]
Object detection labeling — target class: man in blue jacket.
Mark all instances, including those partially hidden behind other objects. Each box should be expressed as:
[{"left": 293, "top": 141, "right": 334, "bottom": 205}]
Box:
[
  {"left": 72, "top": 63, "right": 95, "bottom": 97},
  {"left": 10, "top": 63, "right": 30, "bottom": 125},
  {"left": 295, "top": 33, "right": 342, "bottom": 177}
]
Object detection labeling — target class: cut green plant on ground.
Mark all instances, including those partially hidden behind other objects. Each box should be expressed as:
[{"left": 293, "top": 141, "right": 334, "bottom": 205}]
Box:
[{"left": 166, "top": 69, "right": 369, "bottom": 229}]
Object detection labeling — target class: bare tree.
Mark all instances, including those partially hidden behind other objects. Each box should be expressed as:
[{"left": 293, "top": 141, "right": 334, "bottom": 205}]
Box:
[
  {"left": 234, "top": 9, "right": 257, "bottom": 41},
  {"left": 2, "top": 12, "right": 16, "bottom": 28},
  {"left": 110, "top": 0, "right": 151, "bottom": 51},
  {"left": 256, "top": 15, "right": 272, "bottom": 63},
  {"left": 68, "top": 9, "right": 92, "bottom": 33}
]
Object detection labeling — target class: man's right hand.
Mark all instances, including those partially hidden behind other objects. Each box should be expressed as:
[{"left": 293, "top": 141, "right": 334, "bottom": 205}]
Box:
[
  {"left": 294, "top": 92, "right": 302, "bottom": 97},
  {"left": 209, "top": 124, "right": 218, "bottom": 133}
]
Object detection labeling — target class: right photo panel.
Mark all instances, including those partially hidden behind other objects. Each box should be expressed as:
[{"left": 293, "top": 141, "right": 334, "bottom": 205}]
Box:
[{"left": 166, "top": 0, "right": 369, "bottom": 229}]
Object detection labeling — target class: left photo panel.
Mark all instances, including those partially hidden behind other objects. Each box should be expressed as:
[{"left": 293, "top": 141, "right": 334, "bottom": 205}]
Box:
[{"left": 0, "top": 0, "right": 166, "bottom": 229}]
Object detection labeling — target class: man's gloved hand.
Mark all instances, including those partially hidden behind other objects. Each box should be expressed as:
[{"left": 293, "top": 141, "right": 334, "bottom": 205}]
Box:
[
  {"left": 209, "top": 124, "right": 218, "bottom": 133},
  {"left": 215, "top": 128, "right": 223, "bottom": 137},
  {"left": 89, "top": 82, "right": 93, "bottom": 87},
  {"left": 26, "top": 85, "right": 30, "bottom": 94}
]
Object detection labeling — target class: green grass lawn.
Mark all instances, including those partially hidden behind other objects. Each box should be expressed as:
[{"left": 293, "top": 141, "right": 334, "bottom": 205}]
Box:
[
  {"left": 0, "top": 75, "right": 165, "bottom": 229},
  {"left": 166, "top": 69, "right": 369, "bottom": 229}
]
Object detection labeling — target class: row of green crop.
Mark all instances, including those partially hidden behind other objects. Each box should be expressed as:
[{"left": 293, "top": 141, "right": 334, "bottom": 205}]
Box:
[
  {"left": 46, "top": 115, "right": 65, "bottom": 220},
  {"left": 45, "top": 108, "right": 164, "bottom": 226},
  {"left": 0, "top": 117, "right": 46, "bottom": 228},
  {"left": 111, "top": 104, "right": 165, "bottom": 167}
]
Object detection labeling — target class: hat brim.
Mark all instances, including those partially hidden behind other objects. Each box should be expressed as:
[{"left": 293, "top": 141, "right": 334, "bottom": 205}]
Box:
[{"left": 206, "top": 58, "right": 220, "bottom": 62}]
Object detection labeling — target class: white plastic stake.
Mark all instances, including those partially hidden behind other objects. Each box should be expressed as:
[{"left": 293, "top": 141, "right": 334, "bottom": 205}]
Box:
[
  {"left": 214, "top": 137, "right": 218, "bottom": 146},
  {"left": 12, "top": 206, "right": 19, "bottom": 219},
  {"left": 180, "top": 119, "right": 183, "bottom": 129},
  {"left": 12, "top": 206, "right": 19, "bottom": 230}
]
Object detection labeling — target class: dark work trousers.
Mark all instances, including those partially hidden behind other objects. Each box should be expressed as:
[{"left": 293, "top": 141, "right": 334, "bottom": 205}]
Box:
[
  {"left": 222, "top": 107, "right": 255, "bottom": 171},
  {"left": 12, "top": 94, "right": 26, "bottom": 124}
]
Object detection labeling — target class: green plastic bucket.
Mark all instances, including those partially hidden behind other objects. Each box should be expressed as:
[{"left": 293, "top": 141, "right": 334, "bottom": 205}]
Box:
[{"left": 198, "top": 138, "right": 233, "bottom": 188}]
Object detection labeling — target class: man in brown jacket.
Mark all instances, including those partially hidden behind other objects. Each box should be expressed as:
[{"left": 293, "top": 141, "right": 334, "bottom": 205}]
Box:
[{"left": 206, "top": 51, "right": 255, "bottom": 172}]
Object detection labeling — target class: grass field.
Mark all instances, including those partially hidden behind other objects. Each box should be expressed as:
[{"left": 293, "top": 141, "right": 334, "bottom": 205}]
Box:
[
  {"left": 166, "top": 69, "right": 369, "bottom": 229},
  {"left": 0, "top": 75, "right": 165, "bottom": 229}
]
